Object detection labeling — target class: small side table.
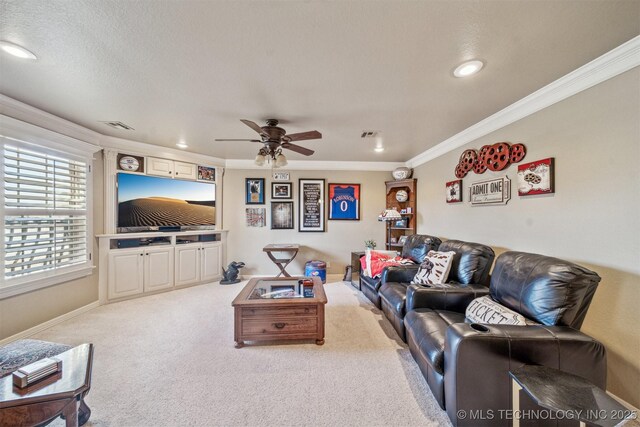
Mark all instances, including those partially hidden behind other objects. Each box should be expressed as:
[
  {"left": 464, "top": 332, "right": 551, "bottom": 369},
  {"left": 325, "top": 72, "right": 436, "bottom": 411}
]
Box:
[
  {"left": 510, "top": 365, "right": 635, "bottom": 427},
  {"left": 263, "top": 244, "right": 300, "bottom": 277},
  {"left": 350, "top": 251, "right": 366, "bottom": 290},
  {"left": 0, "top": 343, "right": 94, "bottom": 427}
]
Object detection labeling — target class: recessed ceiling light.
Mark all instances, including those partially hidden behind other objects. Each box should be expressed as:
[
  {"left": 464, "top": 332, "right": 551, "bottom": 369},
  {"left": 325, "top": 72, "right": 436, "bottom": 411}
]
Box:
[
  {"left": 0, "top": 41, "right": 37, "bottom": 60},
  {"left": 374, "top": 147, "right": 385, "bottom": 153},
  {"left": 176, "top": 142, "right": 188, "bottom": 149},
  {"left": 453, "top": 60, "right": 484, "bottom": 78}
]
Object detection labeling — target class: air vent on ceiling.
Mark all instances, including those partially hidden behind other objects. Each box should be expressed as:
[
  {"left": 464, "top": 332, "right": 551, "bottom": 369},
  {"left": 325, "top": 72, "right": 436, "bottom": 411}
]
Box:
[
  {"left": 100, "top": 121, "right": 135, "bottom": 131},
  {"left": 361, "top": 130, "right": 379, "bottom": 139}
]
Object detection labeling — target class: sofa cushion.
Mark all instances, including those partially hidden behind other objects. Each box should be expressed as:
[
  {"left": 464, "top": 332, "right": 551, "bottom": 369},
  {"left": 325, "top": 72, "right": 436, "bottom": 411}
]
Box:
[
  {"left": 404, "top": 309, "right": 465, "bottom": 375},
  {"left": 465, "top": 295, "right": 538, "bottom": 325},
  {"left": 401, "top": 235, "right": 442, "bottom": 263},
  {"left": 437, "top": 239, "right": 495, "bottom": 285},
  {"left": 490, "top": 251, "right": 601, "bottom": 328},
  {"left": 411, "top": 251, "right": 455, "bottom": 286},
  {"left": 379, "top": 282, "right": 410, "bottom": 315}
]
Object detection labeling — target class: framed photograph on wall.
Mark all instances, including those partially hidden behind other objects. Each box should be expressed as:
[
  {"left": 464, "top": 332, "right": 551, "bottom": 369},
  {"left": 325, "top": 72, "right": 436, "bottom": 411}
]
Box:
[
  {"left": 446, "top": 179, "right": 463, "bottom": 203},
  {"left": 271, "top": 182, "right": 292, "bottom": 199},
  {"left": 246, "top": 178, "right": 265, "bottom": 205},
  {"left": 517, "top": 158, "right": 555, "bottom": 196},
  {"left": 246, "top": 208, "right": 266, "bottom": 227},
  {"left": 197, "top": 166, "right": 216, "bottom": 182},
  {"left": 299, "top": 179, "right": 325, "bottom": 232},
  {"left": 328, "top": 183, "right": 360, "bottom": 220},
  {"left": 271, "top": 201, "right": 294, "bottom": 229}
]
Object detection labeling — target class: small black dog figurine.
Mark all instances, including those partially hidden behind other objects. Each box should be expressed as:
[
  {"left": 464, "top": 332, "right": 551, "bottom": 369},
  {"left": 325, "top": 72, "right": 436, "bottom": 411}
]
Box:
[{"left": 220, "top": 261, "right": 245, "bottom": 284}]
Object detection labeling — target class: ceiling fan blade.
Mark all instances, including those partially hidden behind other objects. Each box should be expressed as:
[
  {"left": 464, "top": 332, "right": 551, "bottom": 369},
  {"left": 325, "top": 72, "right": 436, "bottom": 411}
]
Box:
[
  {"left": 282, "top": 142, "right": 314, "bottom": 156},
  {"left": 214, "top": 139, "right": 262, "bottom": 142},
  {"left": 240, "top": 119, "right": 267, "bottom": 136},
  {"left": 283, "top": 130, "right": 322, "bottom": 142}
]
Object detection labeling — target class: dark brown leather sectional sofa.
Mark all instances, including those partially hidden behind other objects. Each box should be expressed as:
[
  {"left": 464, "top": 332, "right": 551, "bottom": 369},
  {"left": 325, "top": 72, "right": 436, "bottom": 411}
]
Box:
[{"left": 357, "top": 236, "right": 606, "bottom": 426}]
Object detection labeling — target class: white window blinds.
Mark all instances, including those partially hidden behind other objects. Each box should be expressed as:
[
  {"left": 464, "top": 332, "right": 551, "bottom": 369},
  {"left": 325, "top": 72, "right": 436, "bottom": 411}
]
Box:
[{"left": 3, "top": 145, "right": 89, "bottom": 279}]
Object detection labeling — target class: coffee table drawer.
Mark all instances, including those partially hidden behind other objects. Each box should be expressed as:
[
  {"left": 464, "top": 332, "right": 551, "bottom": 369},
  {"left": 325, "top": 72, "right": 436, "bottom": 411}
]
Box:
[
  {"left": 242, "top": 305, "right": 317, "bottom": 318},
  {"left": 242, "top": 317, "right": 317, "bottom": 335}
]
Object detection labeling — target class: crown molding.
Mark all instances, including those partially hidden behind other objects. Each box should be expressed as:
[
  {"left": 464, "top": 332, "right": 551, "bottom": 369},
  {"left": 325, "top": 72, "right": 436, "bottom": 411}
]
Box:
[
  {"left": 406, "top": 35, "right": 640, "bottom": 168},
  {"left": 225, "top": 159, "right": 404, "bottom": 171},
  {"left": 0, "top": 114, "right": 101, "bottom": 158},
  {"left": 0, "top": 94, "right": 102, "bottom": 145},
  {"left": 100, "top": 135, "right": 225, "bottom": 167}
]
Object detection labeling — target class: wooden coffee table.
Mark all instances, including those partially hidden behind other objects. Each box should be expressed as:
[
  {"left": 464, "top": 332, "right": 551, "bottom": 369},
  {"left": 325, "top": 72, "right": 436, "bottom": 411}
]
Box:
[
  {"left": 232, "top": 277, "right": 327, "bottom": 348},
  {"left": 0, "top": 343, "right": 93, "bottom": 427}
]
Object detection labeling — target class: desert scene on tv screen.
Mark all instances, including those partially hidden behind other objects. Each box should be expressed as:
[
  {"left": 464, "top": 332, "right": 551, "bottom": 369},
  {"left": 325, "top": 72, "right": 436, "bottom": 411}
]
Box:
[{"left": 118, "top": 174, "right": 215, "bottom": 227}]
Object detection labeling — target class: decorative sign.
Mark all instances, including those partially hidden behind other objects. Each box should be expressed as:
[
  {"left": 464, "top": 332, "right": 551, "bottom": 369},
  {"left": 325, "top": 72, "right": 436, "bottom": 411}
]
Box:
[
  {"left": 273, "top": 172, "right": 290, "bottom": 181},
  {"left": 446, "top": 180, "right": 462, "bottom": 203},
  {"left": 469, "top": 176, "right": 511, "bottom": 206},
  {"left": 518, "top": 158, "right": 554, "bottom": 196},
  {"left": 299, "top": 179, "right": 325, "bottom": 232}
]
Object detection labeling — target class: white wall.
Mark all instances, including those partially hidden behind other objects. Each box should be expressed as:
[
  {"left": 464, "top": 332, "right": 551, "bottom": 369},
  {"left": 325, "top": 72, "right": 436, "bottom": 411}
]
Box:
[
  {"left": 413, "top": 68, "right": 640, "bottom": 407},
  {"left": 223, "top": 169, "right": 388, "bottom": 277}
]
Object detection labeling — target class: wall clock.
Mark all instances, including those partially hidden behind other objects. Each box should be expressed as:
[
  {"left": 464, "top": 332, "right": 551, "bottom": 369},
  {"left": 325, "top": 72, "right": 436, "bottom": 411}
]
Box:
[{"left": 117, "top": 153, "right": 144, "bottom": 173}]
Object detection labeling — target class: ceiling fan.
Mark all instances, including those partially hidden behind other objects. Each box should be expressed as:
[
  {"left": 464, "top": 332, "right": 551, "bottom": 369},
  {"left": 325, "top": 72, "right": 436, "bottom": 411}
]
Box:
[{"left": 215, "top": 119, "right": 322, "bottom": 166}]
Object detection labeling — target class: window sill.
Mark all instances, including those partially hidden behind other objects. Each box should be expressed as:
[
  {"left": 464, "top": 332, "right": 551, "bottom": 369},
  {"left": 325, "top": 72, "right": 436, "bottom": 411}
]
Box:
[{"left": 0, "top": 265, "right": 96, "bottom": 300}]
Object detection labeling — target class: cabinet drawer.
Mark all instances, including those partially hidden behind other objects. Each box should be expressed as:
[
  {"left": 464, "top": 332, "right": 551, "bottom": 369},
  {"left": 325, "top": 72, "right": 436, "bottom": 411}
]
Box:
[
  {"left": 242, "top": 306, "right": 317, "bottom": 318},
  {"left": 242, "top": 317, "right": 317, "bottom": 335}
]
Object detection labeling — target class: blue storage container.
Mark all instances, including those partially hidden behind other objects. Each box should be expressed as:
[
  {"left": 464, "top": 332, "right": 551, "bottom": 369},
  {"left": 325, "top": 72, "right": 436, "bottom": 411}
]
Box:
[{"left": 305, "top": 260, "right": 327, "bottom": 283}]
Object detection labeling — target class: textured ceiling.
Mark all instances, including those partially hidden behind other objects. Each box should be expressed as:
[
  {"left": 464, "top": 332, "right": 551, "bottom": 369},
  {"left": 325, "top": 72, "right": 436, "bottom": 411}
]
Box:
[{"left": 1, "top": 1, "right": 638, "bottom": 162}]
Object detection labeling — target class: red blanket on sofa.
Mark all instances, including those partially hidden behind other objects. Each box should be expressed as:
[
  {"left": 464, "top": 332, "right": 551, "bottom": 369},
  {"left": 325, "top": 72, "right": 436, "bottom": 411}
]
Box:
[{"left": 361, "top": 251, "right": 414, "bottom": 278}]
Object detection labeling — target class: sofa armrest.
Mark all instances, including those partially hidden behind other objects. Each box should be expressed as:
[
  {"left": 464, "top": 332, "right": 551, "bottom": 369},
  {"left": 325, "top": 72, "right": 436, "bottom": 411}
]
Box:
[
  {"left": 444, "top": 324, "right": 607, "bottom": 426},
  {"left": 380, "top": 264, "right": 419, "bottom": 285},
  {"left": 405, "top": 283, "right": 489, "bottom": 313}
]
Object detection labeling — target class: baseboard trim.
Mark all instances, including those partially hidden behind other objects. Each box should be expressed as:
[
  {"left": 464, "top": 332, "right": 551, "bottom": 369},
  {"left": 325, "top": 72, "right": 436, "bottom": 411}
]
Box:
[{"left": 0, "top": 301, "right": 100, "bottom": 345}]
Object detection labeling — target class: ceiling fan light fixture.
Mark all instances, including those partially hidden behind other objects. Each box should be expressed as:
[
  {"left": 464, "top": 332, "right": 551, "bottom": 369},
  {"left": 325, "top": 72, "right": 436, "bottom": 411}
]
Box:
[
  {"left": 453, "top": 60, "right": 484, "bottom": 78},
  {"left": 275, "top": 152, "right": 288, "bottom": 168},
  {"left": 0, "top": 41, "right": 37, "bottom": 60},
  {"left": 254, "top": 154, "right": 266, "bottom": 166}
]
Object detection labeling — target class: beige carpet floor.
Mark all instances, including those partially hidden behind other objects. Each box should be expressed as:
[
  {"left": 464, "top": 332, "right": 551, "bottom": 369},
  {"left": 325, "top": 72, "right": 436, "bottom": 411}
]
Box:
[{"left": 36, "top": 280, "right": 452, "bottom": 426}]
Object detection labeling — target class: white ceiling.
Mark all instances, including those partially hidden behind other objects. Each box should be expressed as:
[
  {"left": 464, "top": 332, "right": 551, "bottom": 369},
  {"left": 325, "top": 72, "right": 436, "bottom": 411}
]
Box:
[{"left": 1, "top": 1, "right": 638, "bottom": 162}]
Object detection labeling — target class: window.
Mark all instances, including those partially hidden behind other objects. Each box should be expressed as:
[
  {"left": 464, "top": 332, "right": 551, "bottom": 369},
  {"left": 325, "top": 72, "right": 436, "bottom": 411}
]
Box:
[{"left": 0, "top": 121, "right": 96, "bottom": 298}]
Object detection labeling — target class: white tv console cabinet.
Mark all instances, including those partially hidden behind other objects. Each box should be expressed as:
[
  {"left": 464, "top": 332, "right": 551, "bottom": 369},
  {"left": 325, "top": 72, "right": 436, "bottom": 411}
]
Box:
[{"left": 97, "top": 230, "right": 228, "bottom": 304}]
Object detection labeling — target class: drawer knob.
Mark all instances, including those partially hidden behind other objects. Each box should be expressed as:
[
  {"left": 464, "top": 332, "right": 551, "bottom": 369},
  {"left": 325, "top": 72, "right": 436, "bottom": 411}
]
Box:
[{"left": 273, "top": 322, "right": 286, "bottom": 329}]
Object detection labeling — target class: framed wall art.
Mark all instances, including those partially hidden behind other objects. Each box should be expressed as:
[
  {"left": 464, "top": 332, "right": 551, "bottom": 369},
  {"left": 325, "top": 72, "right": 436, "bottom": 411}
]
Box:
[
  {"left": 197, "top": 166, "right": 216, "bottom": 182},
  {"left": 245, "top": 208, "right": 266, "bottom": 227},
  {"left": 299, "top": 178, "right": 325, "bottom": 232},
  {"left": 328, "top": 183, "right": 360, "bottom": 220},
  {"left": 271, "top": 182, "right": 292, "bottom": 199},
  {"left": 245, "top": 178, "right": 265, "bottom": 205},
  {"left": 446, "top": 180, "right": 463, "bottom": 203},
  {"left": 517, "top": 158, "right": 555, "bottom": 196},
  {"left": 271, "top": 201, "right": 294, "bottom": 229}
]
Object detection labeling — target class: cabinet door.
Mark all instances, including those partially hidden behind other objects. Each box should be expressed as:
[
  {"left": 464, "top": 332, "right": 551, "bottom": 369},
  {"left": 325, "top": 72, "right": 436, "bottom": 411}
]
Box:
[
  {"left": 175, "top": 245, "right": 200, "bottom": 286},
  {"left": 147, "top": 157, "right": 174, "bottom": 177},
  {"left": 144, "top": 247, "right": 174, "bottom": 292},
  {"left": 174, "top": 161, "right": 197, "bottom": 180},
  {"left": 108, "top": 250, "right": 144, "bottom": 299},
  {"left": 201, "top": 242, "right": 222, "bottom": 282}
]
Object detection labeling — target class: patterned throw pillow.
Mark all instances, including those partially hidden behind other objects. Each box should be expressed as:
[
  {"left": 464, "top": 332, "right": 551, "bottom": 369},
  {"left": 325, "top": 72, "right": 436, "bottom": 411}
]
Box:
[
  {"left": 411, "top": 250, "right": 455, "bottom": 286},
  {"left": 466, "top": 296, "right": 538, "bottom": 326}
]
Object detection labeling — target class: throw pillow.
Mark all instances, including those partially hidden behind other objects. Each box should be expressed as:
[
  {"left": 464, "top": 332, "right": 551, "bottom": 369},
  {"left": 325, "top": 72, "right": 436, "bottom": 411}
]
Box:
[
  {"left": 466, "top": 296, "right": 538, "bottom": 326},
  {"left": 411, "top": 250, "right": 455, "bottom": 286}
]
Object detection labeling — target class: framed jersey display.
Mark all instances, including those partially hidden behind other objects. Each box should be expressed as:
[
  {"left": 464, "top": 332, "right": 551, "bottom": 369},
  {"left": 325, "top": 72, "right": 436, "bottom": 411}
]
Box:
[{"left": 328, "top": 183, "right": 360, "bottom": 220}]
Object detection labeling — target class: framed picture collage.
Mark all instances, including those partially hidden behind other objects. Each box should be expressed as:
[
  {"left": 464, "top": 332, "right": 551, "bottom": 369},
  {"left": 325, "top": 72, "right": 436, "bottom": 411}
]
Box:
[{"left": 244, "top": 174, "right": 361, "bottom": 231}]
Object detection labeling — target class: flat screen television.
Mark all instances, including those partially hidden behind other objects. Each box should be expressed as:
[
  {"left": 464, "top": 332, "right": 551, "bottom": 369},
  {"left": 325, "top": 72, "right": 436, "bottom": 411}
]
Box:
[{"left": 117, "top": 173, "right": 216, "bottom": 233}]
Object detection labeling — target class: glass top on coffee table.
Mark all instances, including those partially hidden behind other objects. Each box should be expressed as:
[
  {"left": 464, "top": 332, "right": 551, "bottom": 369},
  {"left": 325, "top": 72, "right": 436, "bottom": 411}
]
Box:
[{"left": 248, "top": 278, "right": 316, "bottom": 299}]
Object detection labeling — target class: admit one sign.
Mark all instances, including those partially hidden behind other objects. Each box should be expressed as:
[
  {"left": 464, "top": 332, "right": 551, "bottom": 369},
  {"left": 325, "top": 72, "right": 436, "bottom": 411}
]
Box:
[{"left": 469, "top": 176, "right": 511, "bottom": 206}]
